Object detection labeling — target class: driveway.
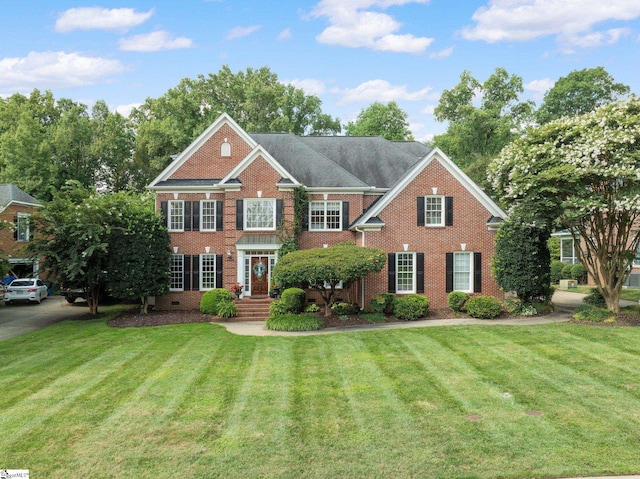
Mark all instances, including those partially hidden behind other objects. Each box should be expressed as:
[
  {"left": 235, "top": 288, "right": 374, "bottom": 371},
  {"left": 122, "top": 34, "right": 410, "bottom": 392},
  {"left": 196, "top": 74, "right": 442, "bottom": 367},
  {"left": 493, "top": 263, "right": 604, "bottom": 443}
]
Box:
[{"left": 0, "top": 295, "right": 91, "bottom": 341}]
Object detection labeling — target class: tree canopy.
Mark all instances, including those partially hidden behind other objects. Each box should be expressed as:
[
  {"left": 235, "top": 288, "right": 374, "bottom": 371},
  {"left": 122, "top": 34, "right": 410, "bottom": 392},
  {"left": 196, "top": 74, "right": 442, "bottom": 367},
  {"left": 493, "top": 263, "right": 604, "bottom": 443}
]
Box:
[
  {"left": 272, "top": 243, "right": 386, "bottom": 316},
  {"left": 489, "top": 97, "right": 640, "bottom": 313},
  {"left": 345, "top": 101, "right": 413, "bottom": 140}
]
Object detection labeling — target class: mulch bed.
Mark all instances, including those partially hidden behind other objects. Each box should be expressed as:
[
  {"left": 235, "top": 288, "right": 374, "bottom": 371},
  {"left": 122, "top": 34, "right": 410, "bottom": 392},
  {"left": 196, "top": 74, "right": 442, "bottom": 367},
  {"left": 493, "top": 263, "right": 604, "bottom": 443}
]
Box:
[{"left": 571, "top": 313, "right": 640, "bottom": 327}]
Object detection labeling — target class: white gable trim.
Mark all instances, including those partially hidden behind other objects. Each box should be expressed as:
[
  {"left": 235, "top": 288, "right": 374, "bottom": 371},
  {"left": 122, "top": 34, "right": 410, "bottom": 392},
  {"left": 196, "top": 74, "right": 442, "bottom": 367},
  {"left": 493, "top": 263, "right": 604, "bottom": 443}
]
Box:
[
  {"left": 219, "top": 145, "right": 300, "bottom": 187},
  {"left": 148, "top": 113, "right": 257, "bottom": 188},
  {"left": 353, "top": 147, "right": 506, "bottom": 227}
]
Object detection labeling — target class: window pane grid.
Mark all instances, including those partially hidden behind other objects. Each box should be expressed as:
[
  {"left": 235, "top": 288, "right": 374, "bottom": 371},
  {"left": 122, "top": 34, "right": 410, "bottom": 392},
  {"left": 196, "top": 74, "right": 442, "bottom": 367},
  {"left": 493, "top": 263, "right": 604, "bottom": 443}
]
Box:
[
  {"left": 453, "top": 252, "right": 471, "bottom": 291},
  {"left": 170, "top": 255, "right": 184, "bottom": 290},
  {"left": 201, "top": 254, "right": 216, "bottom": 290},
  {"left": 246, "top": 199, "right": 275, "bottom": 230},
  {"left": 309, "top": 201, "right": 341, "bottom": 230},
  {"left": 396, "top": 252, "right": 414, "bottom": 293},
  {"left": 169, "top": 201, "right": 184, "bottom": 231},
  {"left": 425, "top": 196, "right": 443, "bottom": 225},
  {"left": 17, "top": 214, "right": 30, "bottom": 241},
  {"left": 201, "top": 200, "right": 216, "bottom": 230}
]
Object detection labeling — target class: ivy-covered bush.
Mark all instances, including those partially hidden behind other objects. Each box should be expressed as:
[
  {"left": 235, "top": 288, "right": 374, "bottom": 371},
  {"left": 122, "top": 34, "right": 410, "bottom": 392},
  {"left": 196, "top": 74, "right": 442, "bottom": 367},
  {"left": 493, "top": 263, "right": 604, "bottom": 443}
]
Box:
[
  {"left": 571, "top": 264, "right": 587, "bottom": 284},
  {"left": 269, "top": 299, "right": 289, "bottom": 317},
  {"left": 281, "top": 287, "right": 306, "bottom": 314},
  {"left": 550, "top": 260, "right": 565, "bottom": 284},
  {"left": 394, "top": 295, "right": 429, "bottom": 321},
  {"left": 561, "top": 264, "right": 573, "bottom": 280},
  {"left": 200, "top": 288, "right": 235, "bottom": 315},
  {"left": 504, "top": 298, "right": 537, "bottom": 316},
  {"left": 266, "top": 314, "right": 324, "bottom": 331},
  {"left": 369, "top": 293, "right": 396, "bottom": 314},
  {"left": 216, "top": 301, "right": 238, "bottom": 319},
  {"left": 331, "top": 302, "right": 360, "bottom": 315},
  {"left": 583, "top": 288, "right": 606, "bottom": 308},
  {"left": 465, "top": 296, "right": 503, "bottom": 319},
  {"left": 448, "top": 291, "right": 469, "bottom": 312}
]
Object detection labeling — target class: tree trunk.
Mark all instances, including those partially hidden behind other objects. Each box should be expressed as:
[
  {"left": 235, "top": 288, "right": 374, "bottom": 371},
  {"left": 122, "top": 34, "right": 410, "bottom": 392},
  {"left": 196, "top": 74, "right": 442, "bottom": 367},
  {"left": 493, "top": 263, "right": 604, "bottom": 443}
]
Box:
[
  {"left": 603, "top": 290, "right": 621, "bottom": 314},
  {"left": 141, "top": 296, "right": 148, "bottom": 315}
]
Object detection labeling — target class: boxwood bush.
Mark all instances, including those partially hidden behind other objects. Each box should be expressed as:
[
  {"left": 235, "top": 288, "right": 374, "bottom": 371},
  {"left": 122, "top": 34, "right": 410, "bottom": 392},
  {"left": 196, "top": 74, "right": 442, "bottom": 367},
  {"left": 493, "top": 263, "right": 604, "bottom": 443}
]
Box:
[
  {"left": 266, "top": 314, "right": 324, "bottom": 331},
  {"left": 331, "top": 302, "right": 360, "bottom": 315},
  {"left": 394, "top": 294, "right": 429, "bottom": 321},
  {"left": 269, "top": 299, "right": 289, "bottom": 317},
  {"left": 465, "top": 295, "right": 503, "bottom": 319},
  {"left": 200, "top": 288, "right": 235, "bottom": 315},
  {"left": 448, "top": 291, "right": 469, "bottom": 312},
  {"left": 369, "top": 293, "right": 396, "bottom": 314},
  {"left": 561, "top": 264, "right": 574, "bottom": 280},
  {"left": 280, "top": 287, "right": 306, "bottom": 314},
  {"left": 550, "top": 260, "right": 565, "bottom": 284},
  {"left": 571, "top": 264, "right": 587, "bottom": 284}
]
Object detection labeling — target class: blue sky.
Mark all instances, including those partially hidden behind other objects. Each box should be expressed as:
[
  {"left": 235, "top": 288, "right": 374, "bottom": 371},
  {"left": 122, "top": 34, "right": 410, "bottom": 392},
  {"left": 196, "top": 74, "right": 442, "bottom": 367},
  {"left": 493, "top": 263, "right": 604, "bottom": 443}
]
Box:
[{"left": 1, "top": 0, "right": 639, "bottom": 141}]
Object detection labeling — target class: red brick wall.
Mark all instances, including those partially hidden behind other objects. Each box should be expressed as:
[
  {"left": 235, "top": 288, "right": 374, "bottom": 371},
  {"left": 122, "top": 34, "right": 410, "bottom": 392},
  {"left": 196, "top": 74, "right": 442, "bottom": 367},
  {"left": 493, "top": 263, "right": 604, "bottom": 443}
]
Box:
[{"left": 0, "top": 204, "right": 35, "bottom": 259}]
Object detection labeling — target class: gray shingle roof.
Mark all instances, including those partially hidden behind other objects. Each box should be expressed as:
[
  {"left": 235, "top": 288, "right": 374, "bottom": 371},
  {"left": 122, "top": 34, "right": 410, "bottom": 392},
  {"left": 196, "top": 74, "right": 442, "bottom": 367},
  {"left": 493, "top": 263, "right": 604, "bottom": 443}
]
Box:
[{"left": 0, "top": 184, "right": 41, "bottom": 209}]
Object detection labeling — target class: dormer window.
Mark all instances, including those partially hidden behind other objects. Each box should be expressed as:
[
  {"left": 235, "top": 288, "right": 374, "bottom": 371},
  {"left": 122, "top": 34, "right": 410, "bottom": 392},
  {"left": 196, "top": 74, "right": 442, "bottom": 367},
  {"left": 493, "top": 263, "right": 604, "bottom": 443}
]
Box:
[{"left": 221, "top": 138, "right": 231, "bottom": 157}]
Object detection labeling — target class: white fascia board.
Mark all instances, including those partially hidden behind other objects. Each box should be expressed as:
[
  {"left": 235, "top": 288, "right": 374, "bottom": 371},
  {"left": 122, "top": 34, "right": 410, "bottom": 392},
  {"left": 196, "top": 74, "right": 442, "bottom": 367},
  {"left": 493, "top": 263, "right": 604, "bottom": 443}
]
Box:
[
  {"left": 6, "top": 200, "right": 42, "bottom": 208},
  {"left": 304, "top": 187, "right": 383, "bottom": 195},
  {"left": 148, "top": 113, "right": 257, "bottom": 188},
  {"left": 219, "top": 145, "right": 300, "bottom": 186}
]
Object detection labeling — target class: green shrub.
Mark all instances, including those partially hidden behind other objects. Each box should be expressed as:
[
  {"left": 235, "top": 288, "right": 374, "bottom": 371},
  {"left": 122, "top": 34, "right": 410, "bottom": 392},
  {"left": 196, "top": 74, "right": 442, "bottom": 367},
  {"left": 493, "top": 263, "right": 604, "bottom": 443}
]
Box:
[
  {"left": 269, "top": 299, "right": 289, "bottom": 317},
  {"left": 360, "top": 312, "right": 386, "bottom": 323},
  {"left": 394, "top": 295, "right": 429, "bottom": 321},
  {"left": 304, "top": 303, "right": 320, "bottom": 313},
  {"left": 504, "top": 298, "right": 523, "bottom": 315},
  {"left": 573, "top": 304, "right": 615, "bottom": 323},
  {"left": 550, "top": 260, "right": 565, "bottom": 284},
  {"left": 466, "top": 296, "right": 503, "bottom": 319},
  {"left": 200, "top": 288, "right": 235, "bottom": 315},
  {"left": 448, "top": 291, "right": 469, "bottom": 312},
  {"left": 266, "top": 314, "right": 324, "bottom": 331},
  {"left": 331, "top": 302, "right": 360, "bottom": 315},
  {"left": 216, "top": 301, "right": 238, "bottom": 319},
  {"left": 369, "top": 293, "right": 396, "bottom": 314},
  {"left": 571, "top": 264, "right": 587, "bottom": 284},
  {"left": 561, "top": 264, "right": 573, "bottom": 280},
  {"left": 583, "top": 288, "right": 606, "bottom": 308},
  {"left": 281, "top": 287, "right": 306, "bottom": 314}
]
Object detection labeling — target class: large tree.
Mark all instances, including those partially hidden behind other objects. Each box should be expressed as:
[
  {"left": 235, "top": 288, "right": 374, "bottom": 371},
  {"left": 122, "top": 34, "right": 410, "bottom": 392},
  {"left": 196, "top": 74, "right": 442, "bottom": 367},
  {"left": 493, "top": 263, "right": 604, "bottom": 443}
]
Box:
[
  {"left": 272, "top": 243, "right": 386, "bottom": 316},
  {"left": 536, "top": 67, "right": 630, "bottom": 125},
  {"left": 345, "top": 101, "right": 413, "bottom": 140},
  {"left": 489, "top": 97, "right": 640, "bottom": 313}
]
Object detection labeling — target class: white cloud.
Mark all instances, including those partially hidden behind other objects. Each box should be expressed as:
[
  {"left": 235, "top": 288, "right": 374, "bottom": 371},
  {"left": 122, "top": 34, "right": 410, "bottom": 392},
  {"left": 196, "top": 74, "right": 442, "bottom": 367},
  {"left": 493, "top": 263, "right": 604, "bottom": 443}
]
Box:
[
  {"left": 277, "top": 28, "right": 292, "bottom": 41},
  {"left": 0, "top": 51, "right": 126, "bottom": 90},
  {"left": 429, "top": 46, "right": 454, "bottom": 59},
  {"left": 334, "top": 79, "right": 436, "bottom": 105},
  {"left": 114, "top": 102, "right": 141, "bottom": 117},
  {"left": 525, "top": 78, "right": 554, "bottom": 94},
  {"left": 461, "top": 0, "right": 640, "bottom": 50},
  {"left": 55, "top": 7, "right": 154, "bottom": 33},
  {"left": 311, "top": 0, "right": 433, "bottom": 54},
  {"left": 288, "top": 78, "right": 327, "bottom": 96},
  {"left": 420, "top": 104, "right": 436, "bottom": 115},
  {"left": 119, "top": 31, "right": 193, "bottom": 52},
  {"left": 226, "top": 25, "right": 262, "bottom": 40}
]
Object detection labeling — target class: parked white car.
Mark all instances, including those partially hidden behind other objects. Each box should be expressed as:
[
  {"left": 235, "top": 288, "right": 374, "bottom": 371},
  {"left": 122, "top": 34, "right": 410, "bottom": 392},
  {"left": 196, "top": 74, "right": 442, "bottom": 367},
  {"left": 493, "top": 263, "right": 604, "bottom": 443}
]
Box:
[{"left": 4, "top": 278, "right": 48, "bottom": 304}]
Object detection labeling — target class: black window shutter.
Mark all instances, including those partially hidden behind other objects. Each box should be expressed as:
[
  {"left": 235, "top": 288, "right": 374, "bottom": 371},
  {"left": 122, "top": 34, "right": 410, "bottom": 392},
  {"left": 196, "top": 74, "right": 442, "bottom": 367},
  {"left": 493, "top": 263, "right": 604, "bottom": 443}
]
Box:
[
  {"left": 192, "top": 255, "right": 200, "bottom": 291},
  {"left": 184, "top": 255, "right": 192, "bottom": 291},
  {"left": 388, "top": 253, "right": 396, "bottom": 293},
  {"left": 216, "top": 201, "right": 223, "bottom": 231},
  {"left": 13, "top": 217, "right": 18, "bottom": 240},
  {"left": 446, "top": 252, "right": 454, "bottom": 293},
  {"left": 474, "top": 252, "right": 482, "bottom": 293},
  {"left": 276, "top": 199, "right": 284, "bottom": 227},
  {"left": 416, "top": 253, "right": 425, "bottom": 294},
  {"left": 192, "top": 201, "right": 200, "bottom": 232},
  {"left": 417, "top": 197, "right": 425, "bottom": 226},
  {"left": 445, "top": 197, "right": 453, "bottom": 226},
  {"left": 236, "top": 200, "right": 244, "bottom": 230},
  {"left": 342, "top": 201, "right": 350, "bottom": 230},
  {"left": 160, "top": 202, "right": 168, "bottom": 227},
  {"left": 215, "top": 254, "right": 223, "bottom": 289},
  {"left": 184, "top": 201, "right": 192, "bottom": 231}
]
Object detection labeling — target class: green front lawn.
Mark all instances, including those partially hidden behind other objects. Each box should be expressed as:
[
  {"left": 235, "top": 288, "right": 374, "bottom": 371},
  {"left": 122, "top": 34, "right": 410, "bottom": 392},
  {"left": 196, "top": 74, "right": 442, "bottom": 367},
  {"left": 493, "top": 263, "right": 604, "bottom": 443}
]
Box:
[
  {"left": 565, "top": 285, "right": 640, "bottom": 302},
  {"left": 3, "top": 314, "right": 640, "bottom": 478}
]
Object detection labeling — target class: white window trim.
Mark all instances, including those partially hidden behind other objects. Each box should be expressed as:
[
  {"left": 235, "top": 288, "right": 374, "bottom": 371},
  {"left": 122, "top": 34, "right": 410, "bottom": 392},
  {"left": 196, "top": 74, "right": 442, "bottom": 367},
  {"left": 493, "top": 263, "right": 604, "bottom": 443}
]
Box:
[
  {"left": 323, "top": 280, "right": 344, "bottom": 289},
  {"left": 453, "top": 251, "right": 473, "bottom": 293},
  {"left": 560, "top": 237, "right": 578, "bottom": 265},
  {"left": 200, "top": 200, "right": 217, "bottom": 231},
  {"left": 396, "top": 252, "right": 416, "bottom": 294},
  {"left": 309, "top": 200, "right": 342, "bottom": 231},
  {"left": 199, "top": 253, "right": 217, "bottom": 291},
  {"left": 16, "top": 212, "right": 31, "bottom": 242},
  {"left": 168, "top": 200, "right": 184, "bottom": 232},
  {"left": 244, "top": 198, "right": 276, "bottom": 231},
  {"left": 170, "top": 254, "right": 184, "bottom": 291},
  {"left": 424, "top": 195, "right": 444, "bottom": 227}
]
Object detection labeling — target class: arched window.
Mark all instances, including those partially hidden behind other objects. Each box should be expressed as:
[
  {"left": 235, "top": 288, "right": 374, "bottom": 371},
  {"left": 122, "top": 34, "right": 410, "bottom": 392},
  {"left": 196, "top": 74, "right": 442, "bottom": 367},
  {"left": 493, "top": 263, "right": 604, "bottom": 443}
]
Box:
[{"left": 221, "top": 138, "right": 231, "bottom": 157}]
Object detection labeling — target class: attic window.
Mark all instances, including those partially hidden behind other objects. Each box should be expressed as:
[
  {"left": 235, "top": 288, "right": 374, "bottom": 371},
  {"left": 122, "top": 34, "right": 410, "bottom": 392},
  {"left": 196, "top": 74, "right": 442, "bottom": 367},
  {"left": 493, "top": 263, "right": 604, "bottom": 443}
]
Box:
[{"left": 221, "top": 138, "right": 231, "bottom": 157}]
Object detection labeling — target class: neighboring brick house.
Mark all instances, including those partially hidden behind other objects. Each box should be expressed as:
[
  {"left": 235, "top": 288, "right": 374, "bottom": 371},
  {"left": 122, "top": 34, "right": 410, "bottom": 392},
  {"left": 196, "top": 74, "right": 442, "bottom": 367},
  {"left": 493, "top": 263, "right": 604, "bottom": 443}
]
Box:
[
  {"left": 0, "top": 184, "right": 42, "bottom": 279},
  {"left": 148, "top": 113, "right": 506, "bottom": 311}
]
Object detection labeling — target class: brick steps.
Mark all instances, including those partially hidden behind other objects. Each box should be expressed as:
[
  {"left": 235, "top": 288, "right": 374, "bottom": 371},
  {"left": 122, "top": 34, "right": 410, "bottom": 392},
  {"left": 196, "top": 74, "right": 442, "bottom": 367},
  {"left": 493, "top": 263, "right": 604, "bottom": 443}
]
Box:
[{"left": 234, "top": 297, "right": 272, "bottom": 321}]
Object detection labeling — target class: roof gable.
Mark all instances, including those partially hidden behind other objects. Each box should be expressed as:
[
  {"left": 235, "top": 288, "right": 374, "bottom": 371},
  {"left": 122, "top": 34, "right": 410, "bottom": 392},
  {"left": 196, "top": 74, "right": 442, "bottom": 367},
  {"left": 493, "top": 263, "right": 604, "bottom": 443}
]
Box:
[
  {"left": 219, "top": 145, "right": 300, "bottom": 187},
  {"left": 0, "top": 184, "right": 41, "bottom": 210}
]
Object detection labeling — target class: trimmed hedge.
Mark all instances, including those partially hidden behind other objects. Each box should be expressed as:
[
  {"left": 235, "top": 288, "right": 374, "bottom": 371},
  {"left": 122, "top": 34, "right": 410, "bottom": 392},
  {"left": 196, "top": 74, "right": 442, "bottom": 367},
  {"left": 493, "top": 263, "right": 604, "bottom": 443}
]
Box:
[
  {"left": 394, "top": 294, "right": 429, "bottom": 321},
  {"left": 571, "top": 264, "right": 587, "bottom": 284},
  {"left": 550, "top": 260, "right": 565, "bottom": 284},
  {"left": 281, "top": 287, "right": 306, "bottom": 314},
  {"left": 561, "top": 264, "right": 573, "bottom": 280},
  {"left": 200, "top": 288, "right": 235, "bottom": 315},
  {"left": 448, "top": 291, "right": 469, "bottom": 312},
  {"left": 465, "top": 296, "right": 503, "bottom": 319},
  {"left": 369, "top": 293, "right": 396, "bottom": 314},
  {"left": 266, "top": 314, "right": 324, "bottom": 331}
]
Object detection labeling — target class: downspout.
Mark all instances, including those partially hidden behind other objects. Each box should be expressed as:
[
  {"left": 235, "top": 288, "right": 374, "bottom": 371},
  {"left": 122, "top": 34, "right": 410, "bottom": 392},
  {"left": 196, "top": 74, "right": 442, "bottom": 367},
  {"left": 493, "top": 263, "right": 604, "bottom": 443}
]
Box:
[{"left": 355, "top": 226, "right": 366, "bottom": 309}]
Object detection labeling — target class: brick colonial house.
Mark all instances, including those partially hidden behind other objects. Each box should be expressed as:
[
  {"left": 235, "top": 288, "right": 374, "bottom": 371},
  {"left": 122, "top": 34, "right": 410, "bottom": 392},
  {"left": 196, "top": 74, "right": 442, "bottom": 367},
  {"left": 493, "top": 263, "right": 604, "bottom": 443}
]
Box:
[
  {"left": 148, "top": 113, "right": 506, "bottom": 311},
  {"left": 0, "top": 184, "right": 42, "bottom": 279}
]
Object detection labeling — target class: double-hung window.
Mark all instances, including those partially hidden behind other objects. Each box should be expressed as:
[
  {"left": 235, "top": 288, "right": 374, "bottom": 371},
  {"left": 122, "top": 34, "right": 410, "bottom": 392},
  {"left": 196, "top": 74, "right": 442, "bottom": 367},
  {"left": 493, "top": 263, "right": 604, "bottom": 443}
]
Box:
[
  {"left": 560, "top": 237, "right": 578, "bottom": 264},
  {"left": 309, "top": 201, "right": 342, "bottom": 231},
  {"left": 453, "top": 252, "right": 472, "bottom": 292},
  {"left": 425, "top": 195, "right": 444, "bottom": 226},
  {"left": 170, "top": 255, "right": 184, "bottom": 291},
  {"left": 396, "top": 252, "right": 415, "bottom": 293},
  {"left": 16, "top": 213, "right": 30, "bottom": 242},
  {"left": 200, "top": 254, "right": 216, "bottom": 290},
  {"left": 168, "top": 200, "right": 184, "bottom": 232},
  {"left": 245, "top": 199, "right": 276, "bottom": 230},
  {"left": 200, "top": 200, "right": 216, "bottom": 231}
]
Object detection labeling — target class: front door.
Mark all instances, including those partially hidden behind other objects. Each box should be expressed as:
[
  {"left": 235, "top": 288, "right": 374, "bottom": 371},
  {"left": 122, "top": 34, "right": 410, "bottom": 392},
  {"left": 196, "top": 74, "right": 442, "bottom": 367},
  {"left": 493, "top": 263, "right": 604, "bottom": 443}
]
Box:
[{"left": 251, "top": 257, "right": 269, "bottom": 295}]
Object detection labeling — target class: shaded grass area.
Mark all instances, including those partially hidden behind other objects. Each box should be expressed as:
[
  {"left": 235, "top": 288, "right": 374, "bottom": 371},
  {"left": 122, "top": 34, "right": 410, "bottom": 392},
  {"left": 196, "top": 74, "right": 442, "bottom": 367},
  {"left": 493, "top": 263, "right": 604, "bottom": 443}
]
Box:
[
  {"left": 2, "top": 318, "right": 640, "bottom": 478},
  {"left": 566, "top": 285, "right": 640, "bottom": 302}
]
